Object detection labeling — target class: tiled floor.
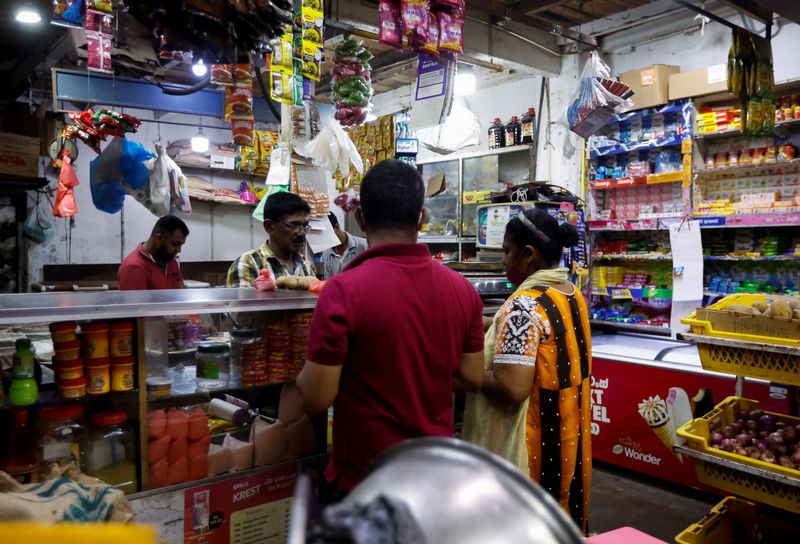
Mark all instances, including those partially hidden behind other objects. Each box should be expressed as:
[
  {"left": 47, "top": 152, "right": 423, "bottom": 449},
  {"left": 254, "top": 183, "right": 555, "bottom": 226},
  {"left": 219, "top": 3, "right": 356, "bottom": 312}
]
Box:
[{"left": 589, "top": 463, "right": 718, "bottom": 542}]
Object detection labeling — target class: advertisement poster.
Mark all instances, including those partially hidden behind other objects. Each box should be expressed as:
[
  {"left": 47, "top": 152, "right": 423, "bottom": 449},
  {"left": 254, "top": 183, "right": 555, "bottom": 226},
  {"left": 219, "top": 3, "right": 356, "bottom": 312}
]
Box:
[
  {"left": 184, "top": 465, "right": 298, "bottom": 544},
  {"left": 591, "top": 358, "right": 788, "bottom": 489},
  {"left": 414, "top": 53, "right": 448, "bottom": 101}
]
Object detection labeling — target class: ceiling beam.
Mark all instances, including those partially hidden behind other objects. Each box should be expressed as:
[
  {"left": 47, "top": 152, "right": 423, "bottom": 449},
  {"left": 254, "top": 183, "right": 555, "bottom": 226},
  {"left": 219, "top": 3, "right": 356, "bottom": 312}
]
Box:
[
  {"left": 469, "top": 0, "right": 597, "bottom": 47},
  {"left": 754, "top": 0, "right": 800, "bottom": 24},
  {"left": 507, "top": 0, "right": 564, "bottom": 14},
  {"left": 718, "top": 0, "right": 773, "bottom": 25}
]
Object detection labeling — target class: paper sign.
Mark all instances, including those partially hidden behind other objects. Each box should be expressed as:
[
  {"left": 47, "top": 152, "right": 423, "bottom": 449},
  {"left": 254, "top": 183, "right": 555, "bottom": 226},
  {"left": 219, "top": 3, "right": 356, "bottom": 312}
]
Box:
[
  {"left": 640, "top": 68, "right": 656, "bottom": 86},
  {"left": 415, "top": 54, "right": 448, "bottom": 101},
  {"left": 485, "top": 206, "right": 511, "bottom": 247},
  {"left": 669, "top": 220, "right": 703, "bottom": 301},
  {"left": 305, "top": 218, "right": 341, "bottom": 254},
  {"left": 707, "top": 64, "right": 727, "bottom": 84}
]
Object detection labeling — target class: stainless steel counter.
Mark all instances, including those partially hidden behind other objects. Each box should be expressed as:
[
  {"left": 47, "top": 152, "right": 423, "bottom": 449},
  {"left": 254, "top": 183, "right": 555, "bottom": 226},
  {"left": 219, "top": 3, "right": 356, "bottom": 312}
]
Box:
[{"left": 0, "top": 288, "right": 318, "bottom": 324}]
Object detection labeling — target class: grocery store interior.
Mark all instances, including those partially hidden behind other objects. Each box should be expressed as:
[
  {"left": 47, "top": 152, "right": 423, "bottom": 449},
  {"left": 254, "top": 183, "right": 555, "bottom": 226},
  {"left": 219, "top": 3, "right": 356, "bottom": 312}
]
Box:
[{"left": 1, "top": 0, "right": 800, "bottom": 542}]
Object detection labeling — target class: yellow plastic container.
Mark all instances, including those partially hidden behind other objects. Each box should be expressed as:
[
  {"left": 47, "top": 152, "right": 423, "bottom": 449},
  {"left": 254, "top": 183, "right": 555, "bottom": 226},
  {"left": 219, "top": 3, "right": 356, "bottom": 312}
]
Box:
[
  {"left": 675, "top": 496, "right": 800, "bottom": 544},
  {"left": 695, "top": 341, "right": 800, "bottom": 385},
  {"left": 681, "top": 293, "right": 800, "bottom": 347},
  {"left": 676, "top": 396, "right": 800, "bottom": 513},
  {"left": 0, "top": 523, "right": 157, "bottom": 544}
]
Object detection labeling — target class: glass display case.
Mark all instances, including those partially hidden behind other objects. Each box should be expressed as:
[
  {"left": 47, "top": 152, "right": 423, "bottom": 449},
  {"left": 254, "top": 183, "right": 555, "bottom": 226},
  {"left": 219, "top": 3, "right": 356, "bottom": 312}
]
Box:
[{"left": 419, "top": 159, "right": 460, "bottom": 238}]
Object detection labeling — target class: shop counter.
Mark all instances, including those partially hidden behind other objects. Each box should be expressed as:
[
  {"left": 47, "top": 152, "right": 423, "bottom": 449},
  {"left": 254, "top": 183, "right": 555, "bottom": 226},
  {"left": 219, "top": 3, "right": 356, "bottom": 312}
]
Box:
[{"left": 590, "top": 332, "right": 790, "bottom": 489}]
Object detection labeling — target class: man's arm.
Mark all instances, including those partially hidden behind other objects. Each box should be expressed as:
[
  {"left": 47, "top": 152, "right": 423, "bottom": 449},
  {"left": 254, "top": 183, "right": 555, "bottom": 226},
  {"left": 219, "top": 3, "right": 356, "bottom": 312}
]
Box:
[
  {"left": 296, "top": 360, "right": 343, "bottom": 416},
  {"left": 454, "top": 350, "right": 483, "bottom": 392}
]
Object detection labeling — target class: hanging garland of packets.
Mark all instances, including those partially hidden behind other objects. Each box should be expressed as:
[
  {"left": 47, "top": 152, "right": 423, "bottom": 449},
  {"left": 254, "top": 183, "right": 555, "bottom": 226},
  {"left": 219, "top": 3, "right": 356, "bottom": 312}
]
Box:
[
  {"left": 727, "top": 27, "right": 775, "bottom": 136},
  {"left": 269, "top": 0, "right": 324, "bottom": 106}
]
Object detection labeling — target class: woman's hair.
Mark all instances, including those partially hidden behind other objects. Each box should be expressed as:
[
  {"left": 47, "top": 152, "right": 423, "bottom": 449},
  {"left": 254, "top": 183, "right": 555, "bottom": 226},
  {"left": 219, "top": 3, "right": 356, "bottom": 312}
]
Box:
[{"left": 505, "top": 207, "right": 580, "bottom": 265}]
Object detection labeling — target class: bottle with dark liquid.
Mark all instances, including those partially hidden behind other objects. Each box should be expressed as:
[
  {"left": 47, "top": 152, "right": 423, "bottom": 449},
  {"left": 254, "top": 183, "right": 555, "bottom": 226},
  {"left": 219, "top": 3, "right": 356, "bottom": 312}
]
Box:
[
  {"left": 505, "top": 116, "right": 522, "bottom": 147},
  {"left": 488, "top": 118, "right": 505, "bottom": 149},
  {"left": 1, "top": 408, "right": 39, "bottom": 483},
  {"left": 521, "top": 108, "right": 536, "bottom": 144}
]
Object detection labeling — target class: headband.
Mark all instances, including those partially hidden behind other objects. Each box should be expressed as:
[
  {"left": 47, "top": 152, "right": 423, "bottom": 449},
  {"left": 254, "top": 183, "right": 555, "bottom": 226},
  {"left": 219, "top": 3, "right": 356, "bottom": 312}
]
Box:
[{"left": 517, "top": 213, "right": 551, "bottom": 244}]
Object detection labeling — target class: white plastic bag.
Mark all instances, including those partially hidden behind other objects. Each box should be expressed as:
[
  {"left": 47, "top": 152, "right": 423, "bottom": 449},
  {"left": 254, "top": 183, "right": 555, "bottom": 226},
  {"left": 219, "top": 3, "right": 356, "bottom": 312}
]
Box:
[
  {"left": 266, "top": 144, "right": 291, "bottom": 186},
  {"left": 163, "top": 153, "right": 192, "bottom": 214},
  {"left": 296, "top": 119, "right": 363, "bottom": 175},
  {"left": 567, "top": 51, "right": 634, "bottom": 138}
]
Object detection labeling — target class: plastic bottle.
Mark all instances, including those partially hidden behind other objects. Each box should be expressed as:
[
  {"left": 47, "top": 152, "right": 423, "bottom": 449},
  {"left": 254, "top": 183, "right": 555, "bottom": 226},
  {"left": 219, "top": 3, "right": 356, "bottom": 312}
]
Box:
[
  {"left": 10, "top": 338, "right": 38, "bottom": 406},
  {"left": 488, "top": 118, "right": 505, "bottom": 149},
  {"left": 521, "top": 108, "right": 536, "bottom": 144},
  {"left": 505, "top": 116, "right": 522, "bottom": 147},
  {"left": 1, "top": 408, "right": 39, "bottom": 483}
]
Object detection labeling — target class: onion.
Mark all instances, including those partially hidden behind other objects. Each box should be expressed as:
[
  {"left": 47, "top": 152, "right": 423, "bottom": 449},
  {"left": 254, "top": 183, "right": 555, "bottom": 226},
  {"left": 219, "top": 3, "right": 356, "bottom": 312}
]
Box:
[
  {"left": 760, "top": 451, "right": 777, "bottom": 464},
  {"left": 779, "top": 455, "right": 793, "bottom": 468},
  {"left": 750, "top": 409, "right": 764, "bottom": 421},
  {"left": 756, "top": 442, "right": 767, "bottom": 452},
  {"left": 734, "top": 447, "right": 749, "bottom": 457},
  {"left": 750, "top": 450, "right": 762, "bottom": 459},
  {"left": 733, "top": 420, "right": 745, "bottom": 434},
  {"left": 777, "top": 445, "right": 788, "bottom": 456},
  {"left": 736, "top": 433, "right": 752, "bottom": 446},
  {"left": 782, "top": 426, "right": 798, "bottom": 444},
  {"left": 760, "top": 414, "right": 775, "bottom": 431},
  {"left": 791, "top": 451, "right": 800, "bottom": 465},
  {"left": 720, "top": 438, "right": 733, "bottom": 451},
  {"left": 710, "top": 432, "right": 724, "bottom": 446},
  {"left": 776, "top": 421, "right": 786, "bottom": 430},
  {"left": 739, "top": 410, "right": 750, "bottom": 420},
  {"left": 768, "top": 431, "right": 784, "bottom": 448},
  {"left": 746, "top": 420, "right": 758, "bottom": 432},
  {"left": 721, "top": 425, "right": 735, "bottom": 439}
]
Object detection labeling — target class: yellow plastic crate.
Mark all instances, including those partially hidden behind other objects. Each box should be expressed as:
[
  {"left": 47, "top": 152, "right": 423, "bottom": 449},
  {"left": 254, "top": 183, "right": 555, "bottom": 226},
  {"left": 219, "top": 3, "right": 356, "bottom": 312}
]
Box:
[
  {"left": 675, "top": 496, "right": 800, "bottom": 544},
  {"left": 695, "top": 342, "right": 800, "bottom": 385},
  {"left": 676, "top": 397, "right": 800, "bottom": 513},
  {"left": 682, "top": 293, "right": 800, "bottom": 348},
  {"left": 0, "top": 523, "right": 157, "bottom": 544}
]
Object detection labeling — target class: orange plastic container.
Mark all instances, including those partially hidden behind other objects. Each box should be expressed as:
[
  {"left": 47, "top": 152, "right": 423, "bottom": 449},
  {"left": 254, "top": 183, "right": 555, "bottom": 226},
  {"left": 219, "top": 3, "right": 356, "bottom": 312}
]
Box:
[
  {"left": 53, "top": 340, "right": 81, "bottom": 362},
  {"left": 111, "top": 356, "right": 135, "bottom": 392},
  {"left": 86, "top": 358, "right": 110, "bottom": 395},
  {"left": 109, "top": 322, "right": 134, "bottom": 357},
  {"left": 57, "top": 376, "right": 87, "bottom": 399},
  {"left": 49, "top": 322, "right": 77, "bottom": 343},
  {"left": 53, "top": 359, "right": 84, "bottom": 381},
  {"left": 82, "top": 322, "right": 109, "bottom": 359}
]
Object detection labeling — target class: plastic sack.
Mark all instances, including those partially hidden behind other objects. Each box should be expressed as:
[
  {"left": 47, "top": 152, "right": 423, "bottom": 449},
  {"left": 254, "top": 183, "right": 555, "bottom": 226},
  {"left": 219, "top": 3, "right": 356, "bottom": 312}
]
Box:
[
  {"left": 567, "top": 51, "right": 634, "bottom": 139},
  {"left": 163, "top": 153, "right": 192, "bottom": 214},
  {"left": 254, "top": 268, "right": 276, "bottom": 292},
  {"left": 252, "top": 184, "right": 289, "bottom": 222},
  {"left": 296, "top": 120, "right": 363, "bottom": 175},
  {"left": 91, "top": 137, "right": 155, "bottom": 214},
  {"left": 266, "top": 145, "right": 291, "bottom": 186},
  {"left": 23, "top": 206, "right": 53, "bottom": 243},
  {"left": 53, "top": 152, "right": 80, "bottom": 218}
]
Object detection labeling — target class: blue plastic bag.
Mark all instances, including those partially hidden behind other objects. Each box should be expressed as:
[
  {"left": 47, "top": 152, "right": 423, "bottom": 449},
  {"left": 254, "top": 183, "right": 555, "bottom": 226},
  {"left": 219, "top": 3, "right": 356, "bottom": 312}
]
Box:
[{"left": 90, "top": 137, "right": 155, "bottom": 214}]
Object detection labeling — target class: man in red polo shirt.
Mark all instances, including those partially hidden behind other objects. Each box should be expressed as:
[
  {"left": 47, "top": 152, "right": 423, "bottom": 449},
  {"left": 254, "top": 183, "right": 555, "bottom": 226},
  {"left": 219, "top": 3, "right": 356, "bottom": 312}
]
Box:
[
  {"left": 118, "top": 215, "right": 189, "bottom": 290},
  {"left": 296, "top": 160, "right": 484, "bottom": 495}
]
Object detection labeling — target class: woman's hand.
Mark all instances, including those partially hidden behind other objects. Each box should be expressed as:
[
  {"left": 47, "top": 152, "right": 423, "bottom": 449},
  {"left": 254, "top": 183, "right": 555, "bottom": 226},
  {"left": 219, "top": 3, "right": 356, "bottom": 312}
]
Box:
[{"left": 482, "top": 315, "right": 494, "bottom": 332}]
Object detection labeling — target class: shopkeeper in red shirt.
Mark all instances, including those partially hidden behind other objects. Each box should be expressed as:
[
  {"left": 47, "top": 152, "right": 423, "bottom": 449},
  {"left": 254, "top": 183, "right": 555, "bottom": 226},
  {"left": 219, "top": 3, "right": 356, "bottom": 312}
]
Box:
[
  {"left": 118, "top": 215, "right": 189, "bottom": 290},
  {"left": 296, "top": 160, "right": 485, "bottom": 495}
]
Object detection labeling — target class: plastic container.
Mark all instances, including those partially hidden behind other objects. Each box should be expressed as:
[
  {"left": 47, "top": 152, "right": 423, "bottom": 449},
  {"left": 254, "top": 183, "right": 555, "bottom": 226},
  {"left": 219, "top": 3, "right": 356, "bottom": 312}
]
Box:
[
  {"left": 58, "top": 376, "right": 87, "bottom": 399},
  {"left": 85, "top": 411, "right": 137, "bottom": 494},
  {"left": 10, "top": 338, "right": 38, "bottom": 407},
  {"left": 0, "top": 523, "right": 158, "bottom": 544},
  {"left": 53, "top": 339, "right": 82, "bottom": 362},
  {"left": 488, "top": 118, "right": 505, "bottom": 149},
  {"left": 82, "top": 322, "right": 110, "bottom": 359},
  {"left": 196, "top": 342, "right": 230, "bottom": 391},
  {"left": 232, "top": 328, "right": 267, "bottom": 387},
  {"left": 54, "top": 359, "right": 84, "bottom": 381},
  {"left": 520, "top": 108, "right": 536, "bottom": 144},
  {"left": 676, "top": 397, "right": 800, "bottom": 512},
  {"left": 505, "top": 116, "right": 521, "bottom": 147},
  {"left": 146, "top": 376, "right": 172, "bottom": 399},
  {"left": 36, "top": 404, "right": 84, "bottom": 474},
  {"left": 86, "top": 358, "right": 111, "bottom": 395},
  {"left": 111, "top": 356, "right": 135, "bottom": 392},
  {"left": 0, "top": 408, "right": 39, "bottom": 484},
  {"left": 49, "top": 322, "right": 77, "bottom": 344},
  {"left": 675, "top": 496, "right": 800, "bottom": 544},
  {"left": 109, "top": 322, "right": 134, "bottom": 357}
]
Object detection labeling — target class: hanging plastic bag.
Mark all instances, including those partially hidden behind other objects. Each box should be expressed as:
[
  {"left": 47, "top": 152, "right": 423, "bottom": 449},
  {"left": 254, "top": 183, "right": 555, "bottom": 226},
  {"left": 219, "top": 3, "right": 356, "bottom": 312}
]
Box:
[
  {"left": 265, "top": 145, "right": 291, "bottom": 186},
  {"left": 23, "top": 206, "right": 53, "bottom": 243},
  {"left": 164, "top": 154, "right": 192, "bottom": 214},
  {"left": 296, "top": 120, "right": 363, "bottom": 175},
  {"left": 567, "top": 51, "right": 634, "bottom": 139},
  {"left": 53, "top": 152, "right": 80, "bottom": 218},
  {"left": 127, "top": 143, "right": 169, "bottom": 215},
  {"left": 252, "top": 184, "right": 289, "bottom": 222},
  {"left": 91, "top": 137, "right": 155, "bottom": 214}
]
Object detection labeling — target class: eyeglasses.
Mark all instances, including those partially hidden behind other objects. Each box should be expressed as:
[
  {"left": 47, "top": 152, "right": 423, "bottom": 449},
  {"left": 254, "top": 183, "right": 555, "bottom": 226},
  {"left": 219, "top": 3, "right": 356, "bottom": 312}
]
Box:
[{"left": 277, "top": 220, "right": 312, "bottom": 233}]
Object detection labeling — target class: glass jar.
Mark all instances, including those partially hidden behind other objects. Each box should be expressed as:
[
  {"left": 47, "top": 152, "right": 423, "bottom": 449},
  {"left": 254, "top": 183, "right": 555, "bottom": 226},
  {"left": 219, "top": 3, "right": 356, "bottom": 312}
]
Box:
[
  {"left": 231, "top": 328, "right": 266, "bottom": 387},
  {"left": 196, "top": 342, "right": 230, "bottom": 391},
  {"left": 84, "top": 411, "right": 137, "bottom": 494},
  {"left": 36, "top": 404, "right": 84, "bottom": 475}
]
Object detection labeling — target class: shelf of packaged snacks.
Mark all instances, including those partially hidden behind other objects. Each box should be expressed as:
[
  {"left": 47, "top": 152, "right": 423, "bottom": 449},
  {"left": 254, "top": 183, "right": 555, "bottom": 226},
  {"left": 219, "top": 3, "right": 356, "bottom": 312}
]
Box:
[
  {"left": 587, "top": 216, "right": 683, "bottom": 232},
  {"left": 591, "top": 286, "right": 672, "bottom": 301},
  {"left": 589, "top": 319, "right": 671, "bottom": 336},
  {"left": 695, "top": 128, "right": 743, "bottom": 140},
  {"left": 592, "top": 253, "right": 672, "bottom": 261},
  {"left": 590, "top": 171, "right": 683, "bottom": 190},
  {"left": 176, "top": 162, "right": 266, "bottom": 180},
  {"left": 696, "top": 212, "right": 800, "bottom": 229},
  {"left": 695, "top": 159, "right": 800, "bottom": 179},
  {"left": 775, "top": 118, "right": 800, "bottom": 131},
  {"left": 0, "top": 289, "right": 318, "bottom": 324},
  {"left": 589, "top": 133, "right": 684, "bottom": 159},
  {"left": 704, "top": 255, "right": 800, "bottom": 261},
  {"left": 189, "top": 193, "right": 257, "bottom": 207}
]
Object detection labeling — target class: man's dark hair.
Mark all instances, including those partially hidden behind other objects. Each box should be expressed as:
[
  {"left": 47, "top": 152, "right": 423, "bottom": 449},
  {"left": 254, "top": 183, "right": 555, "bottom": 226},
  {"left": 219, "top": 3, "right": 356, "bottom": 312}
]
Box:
[
  {"left": 152, "top": 215, "right": 189, "bottom": 237},
  {"left": 328, "top": 212, "right": 339, "bottom": 228},
  {"left": 359, "top": 160, "right": 424, "bottom": 230},
  {"left": 263, "top": 192, "right": 311, "bottom": 223}
]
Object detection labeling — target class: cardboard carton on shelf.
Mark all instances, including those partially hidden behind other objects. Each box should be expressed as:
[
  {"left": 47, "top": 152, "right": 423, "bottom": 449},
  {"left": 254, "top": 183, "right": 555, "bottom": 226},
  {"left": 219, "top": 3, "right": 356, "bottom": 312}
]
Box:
[
  {"left": 669, "top": 64, "right": 729, "bottom": 100},
  {"left": 0, "top": 132, "right": 40, "bottom": 178},
  {"left": 618, "top": 64, "right": 679, "bottom": 110}
]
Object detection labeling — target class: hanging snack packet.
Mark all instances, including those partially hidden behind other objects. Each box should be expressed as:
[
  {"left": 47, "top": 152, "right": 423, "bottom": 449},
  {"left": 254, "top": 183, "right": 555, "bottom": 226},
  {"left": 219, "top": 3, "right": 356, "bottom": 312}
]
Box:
[
  {"left": 378, "top": 0, "right": 402, "bottom": 48},
  {"left": 420, "top": 11, "right": 439, "bottom": 54},
  {"left": 438, "top": 10, "right": 464, "bottom": 54},
  {"left": 231, "top": 116, "right": 255, "bottom": 147},
  {"left": 86, "top": 0, "right": 112, "bottom": 14},
  {"left": 270, "top": 70, "right": 295, "bottom": 104},
  {"left": 301, "top": 41, "right": 324, "bottom": 81},
  {"left": 234, "top": 64, "right": 254, "bottom": 85},
  {"left": 301, "top": 9, "right": 324, "bottom": 44},
  {"left": 401, "top": 0, "right": 428, "bottom": 40},
  {"left": 231, "top": 84, "right": 254, "bottom": 115},
  {"left": 211, "top": 64, "right": 233, "bottom": 85}
]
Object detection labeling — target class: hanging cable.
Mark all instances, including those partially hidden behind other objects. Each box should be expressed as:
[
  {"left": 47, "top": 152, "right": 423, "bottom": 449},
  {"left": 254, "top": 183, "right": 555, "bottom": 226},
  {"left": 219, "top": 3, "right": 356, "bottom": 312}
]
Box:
[{"left": 251, "top": 53, "right": 281, "bottom": 122}]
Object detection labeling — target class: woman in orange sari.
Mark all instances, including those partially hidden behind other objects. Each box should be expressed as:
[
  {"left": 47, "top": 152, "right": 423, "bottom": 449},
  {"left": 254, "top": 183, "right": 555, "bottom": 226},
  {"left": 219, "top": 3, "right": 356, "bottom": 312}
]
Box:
[{"left": 463, "top": 208, "right": 592, "bottom": 534}]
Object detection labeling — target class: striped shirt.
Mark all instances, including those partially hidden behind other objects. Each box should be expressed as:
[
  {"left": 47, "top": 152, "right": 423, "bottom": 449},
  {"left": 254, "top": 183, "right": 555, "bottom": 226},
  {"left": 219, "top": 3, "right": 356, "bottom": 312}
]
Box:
[
  {"left": 321, "top": 233, "right": 368, "bottom": 279},
  {"left": 226, "top": 242, "right": 314, "bottom": 288}
]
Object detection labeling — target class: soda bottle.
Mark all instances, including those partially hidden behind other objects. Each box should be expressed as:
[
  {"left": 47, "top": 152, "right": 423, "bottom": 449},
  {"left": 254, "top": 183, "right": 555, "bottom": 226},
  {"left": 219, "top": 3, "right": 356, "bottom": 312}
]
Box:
[
  {"left": 505, "top": 116, "right": 522, "bottom": 147},
  {"left": 488, "top": 118, "right": 505, "bottom": 149},
  {"left": 1, "top": 408, "right": 39, "bottom": 483},
  {"left": 521, "top": 108, "right": 536, "bottom": 144}
]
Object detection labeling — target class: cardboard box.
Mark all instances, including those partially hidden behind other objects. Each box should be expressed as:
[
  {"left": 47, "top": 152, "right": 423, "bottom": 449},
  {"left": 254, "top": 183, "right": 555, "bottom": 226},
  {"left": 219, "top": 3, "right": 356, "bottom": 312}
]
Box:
[
  {"left": 669, "top": 64, "right": 728, "bottom": 100},
  {"left": 618, "top": 64, "right": 679, "bottom": 110},
  {"left": 695, "top": 298, "right": 800, "bottom": 342},
  {"left": 0, "top": 132, "right": 40, "bottom": 178}
]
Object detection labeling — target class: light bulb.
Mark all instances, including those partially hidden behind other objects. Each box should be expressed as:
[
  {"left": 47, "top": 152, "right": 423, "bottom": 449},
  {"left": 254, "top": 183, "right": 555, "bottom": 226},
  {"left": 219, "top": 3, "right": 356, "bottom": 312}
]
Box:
[
  {"left": 454, "top": 71, "right": 476, "bottom": 97},
  {"left": 192, "top": 59, "right": 208, "bottom": 77},
  {"left": 191, "top": 128, "right": 209, "bottom": 153},
  {"left": 16, "top": 7, "right": 41, "bottom": 24}
]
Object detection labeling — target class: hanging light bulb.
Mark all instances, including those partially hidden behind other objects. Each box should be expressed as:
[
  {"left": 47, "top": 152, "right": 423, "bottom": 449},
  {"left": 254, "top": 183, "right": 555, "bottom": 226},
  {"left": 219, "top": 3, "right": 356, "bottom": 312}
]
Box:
[
  {"left": 192, "top": 58, "right": 208, "bottom": 77},
  {"left": 454, "top": 65, "right": 476, "bottom": 97},
  {"left": 191, "top": 127, "right": 209, "bottom": 153},
  {"left": 15, "top": 3, "right": 42, "bottom": 24}
]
